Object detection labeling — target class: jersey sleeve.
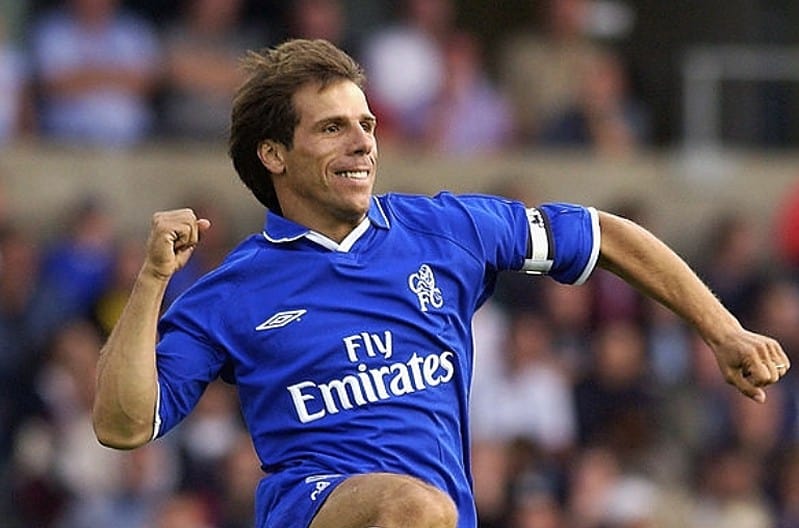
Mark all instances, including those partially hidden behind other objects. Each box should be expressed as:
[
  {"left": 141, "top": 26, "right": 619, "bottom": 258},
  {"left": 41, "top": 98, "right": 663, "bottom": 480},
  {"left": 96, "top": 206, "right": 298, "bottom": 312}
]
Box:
[
  {"left": 521, "top": 202, "right": 600, "bottom": 285},
  {"left": 152, "top": 278, "right": 230, "bottom": 440},
  {"left": 421, "top": 193, "right": 599, "bottom": 286}
]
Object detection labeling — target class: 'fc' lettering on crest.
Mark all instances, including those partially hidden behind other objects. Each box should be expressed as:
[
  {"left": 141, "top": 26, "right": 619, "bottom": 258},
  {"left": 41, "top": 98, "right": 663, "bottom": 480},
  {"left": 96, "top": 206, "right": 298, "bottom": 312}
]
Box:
[{"left": 408, "top": 264, "right": 444, "bottom": 312}]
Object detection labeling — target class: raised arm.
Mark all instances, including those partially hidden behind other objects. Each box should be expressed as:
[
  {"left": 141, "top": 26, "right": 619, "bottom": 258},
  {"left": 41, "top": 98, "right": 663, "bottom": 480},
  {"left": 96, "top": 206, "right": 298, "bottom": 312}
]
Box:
[
  {"left": 596, "top": 211, "right": 790, "bottom": 402},
  {"left": 92, "top": 209, "right": 211, "bottom": 449}
]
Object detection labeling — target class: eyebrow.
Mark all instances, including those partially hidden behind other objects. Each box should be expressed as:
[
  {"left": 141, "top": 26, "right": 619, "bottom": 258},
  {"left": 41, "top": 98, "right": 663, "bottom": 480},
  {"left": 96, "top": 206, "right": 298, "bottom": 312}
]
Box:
[{"left": 314, "top": 114, "right": 377, "bottom": 127}]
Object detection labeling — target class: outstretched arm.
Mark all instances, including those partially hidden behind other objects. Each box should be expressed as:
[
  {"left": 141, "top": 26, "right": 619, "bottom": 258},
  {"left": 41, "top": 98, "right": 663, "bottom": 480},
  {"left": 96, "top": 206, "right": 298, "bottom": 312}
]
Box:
[
  {"left": 596, "top": 211, "right": 789, "bottom": 402},
  {"left": 92, "top": 209, "right": 211, "bottom": 449}
]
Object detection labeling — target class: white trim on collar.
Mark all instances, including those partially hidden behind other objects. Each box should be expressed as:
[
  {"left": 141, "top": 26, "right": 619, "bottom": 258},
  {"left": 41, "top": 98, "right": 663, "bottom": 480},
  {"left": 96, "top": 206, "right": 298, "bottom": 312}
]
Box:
[
  {"left": 304, "top": 216, "right": 371, "bottom": 252},
  {"left": 373, "top": 195, "right": 391, "bottom": 228}
]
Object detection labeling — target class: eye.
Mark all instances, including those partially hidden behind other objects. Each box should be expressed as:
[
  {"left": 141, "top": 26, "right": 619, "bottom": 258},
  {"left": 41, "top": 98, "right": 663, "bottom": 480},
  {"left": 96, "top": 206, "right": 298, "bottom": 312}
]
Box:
[
  {"left": 323, "top": 123, "right": 340, "bottom": 134},
  {"left": 361, "top": 121, "right": 376, "bottom": 134}
]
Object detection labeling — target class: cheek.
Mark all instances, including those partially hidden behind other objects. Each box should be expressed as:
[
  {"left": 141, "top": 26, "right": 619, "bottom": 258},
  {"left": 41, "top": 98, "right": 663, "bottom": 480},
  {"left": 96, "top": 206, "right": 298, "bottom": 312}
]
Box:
[
  {"left": 286, "top": 151, "right": 323, "bottom": 177},
  {"left": 296, "top": 145, "right": 334, "bottom": 172}
]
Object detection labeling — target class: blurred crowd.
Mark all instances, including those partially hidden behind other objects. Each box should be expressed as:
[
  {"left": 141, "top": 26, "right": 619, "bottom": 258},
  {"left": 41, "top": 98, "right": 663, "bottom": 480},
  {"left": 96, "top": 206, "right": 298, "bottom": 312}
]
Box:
[
  {"left": 2, "top": 0, "right": 799, "bottom": 527},
  {"left": 470, "top": 189, "right": 799, "bottom": 528},
  {"left": 0, "top": 0, "right": 651, "bottom": 156},
  {"left": 1, "top": 180, "right": 799, "bottom": 528}
]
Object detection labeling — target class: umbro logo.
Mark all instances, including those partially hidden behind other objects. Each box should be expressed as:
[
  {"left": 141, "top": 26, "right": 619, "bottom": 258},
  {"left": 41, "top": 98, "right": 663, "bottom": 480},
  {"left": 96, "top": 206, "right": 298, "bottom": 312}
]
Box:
[{"left": 255, "top": 309, "right": 307, "bottom": 330}]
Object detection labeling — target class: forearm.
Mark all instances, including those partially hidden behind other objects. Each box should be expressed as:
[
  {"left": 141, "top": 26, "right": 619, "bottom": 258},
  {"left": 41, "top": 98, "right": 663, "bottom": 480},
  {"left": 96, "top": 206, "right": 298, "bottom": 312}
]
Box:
[
  {"left": 93, "top": 268, "right": 167, "bottom": 449},
  {"left": 596, "top": 211, "right": 742, "bottom": 346}
]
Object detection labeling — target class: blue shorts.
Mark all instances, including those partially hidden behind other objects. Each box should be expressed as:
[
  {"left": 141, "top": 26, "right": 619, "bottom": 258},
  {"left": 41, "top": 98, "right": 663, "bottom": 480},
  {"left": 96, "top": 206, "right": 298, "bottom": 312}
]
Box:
[{"left": 255, "top": 469, "right": 350, "bottom": 528}]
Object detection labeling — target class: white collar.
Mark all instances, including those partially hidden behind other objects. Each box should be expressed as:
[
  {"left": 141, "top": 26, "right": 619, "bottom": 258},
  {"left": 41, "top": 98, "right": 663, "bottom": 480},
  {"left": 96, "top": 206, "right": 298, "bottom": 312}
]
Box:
[{"left": 303, "top": 215, "right": 371, "bottom": 252}]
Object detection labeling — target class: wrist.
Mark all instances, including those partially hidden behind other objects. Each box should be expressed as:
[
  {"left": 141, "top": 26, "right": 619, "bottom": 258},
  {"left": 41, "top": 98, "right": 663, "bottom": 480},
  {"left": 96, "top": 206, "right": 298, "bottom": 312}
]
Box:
[
  {"left": 138, "top": 263, "right": 173, "bottom": 284},
  {"left": 700, "top": 313, "right": 744, "bottom": 348}
]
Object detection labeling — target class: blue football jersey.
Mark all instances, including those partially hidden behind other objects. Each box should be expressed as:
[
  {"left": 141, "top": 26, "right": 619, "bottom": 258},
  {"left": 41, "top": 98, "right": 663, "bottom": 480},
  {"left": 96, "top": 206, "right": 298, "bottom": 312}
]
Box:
[{"left": 154, "top": 192, "right": 599, "bottom": 527}]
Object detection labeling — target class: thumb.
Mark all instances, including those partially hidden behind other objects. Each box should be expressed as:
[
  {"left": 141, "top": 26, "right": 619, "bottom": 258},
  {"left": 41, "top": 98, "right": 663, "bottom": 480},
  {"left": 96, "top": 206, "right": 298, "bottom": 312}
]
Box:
[
  {"left": 197, "top": 218, "right": 212, "bottom": 233},
  {"left": 731, "top": 372, "right": 767, "bottom": 403}
]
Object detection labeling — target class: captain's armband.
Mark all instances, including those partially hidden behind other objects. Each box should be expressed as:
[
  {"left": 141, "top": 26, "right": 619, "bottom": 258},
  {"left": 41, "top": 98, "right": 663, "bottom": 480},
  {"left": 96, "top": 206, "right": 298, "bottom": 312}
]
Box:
[{"left": 521, "top": 207, "right": 554, "bottom": 275}]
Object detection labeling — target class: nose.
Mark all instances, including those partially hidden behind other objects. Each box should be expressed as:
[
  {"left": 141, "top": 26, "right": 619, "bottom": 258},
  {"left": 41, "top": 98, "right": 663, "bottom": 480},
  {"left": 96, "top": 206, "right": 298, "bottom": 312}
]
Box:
[{"left": 349, "top": 124, "right": 375, "bottom": 156}]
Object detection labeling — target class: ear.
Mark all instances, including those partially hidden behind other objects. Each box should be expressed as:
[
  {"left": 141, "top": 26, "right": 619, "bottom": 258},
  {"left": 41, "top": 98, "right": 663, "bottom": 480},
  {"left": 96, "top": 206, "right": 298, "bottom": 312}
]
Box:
[{"left": 257, "top": 140, "right": 286, "bottom": 174}]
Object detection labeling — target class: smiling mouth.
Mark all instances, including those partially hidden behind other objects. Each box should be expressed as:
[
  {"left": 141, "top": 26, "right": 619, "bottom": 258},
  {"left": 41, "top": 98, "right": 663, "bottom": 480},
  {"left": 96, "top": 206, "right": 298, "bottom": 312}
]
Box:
[{"left": 334, "top": 170, "right": 370, "bottom": 180}]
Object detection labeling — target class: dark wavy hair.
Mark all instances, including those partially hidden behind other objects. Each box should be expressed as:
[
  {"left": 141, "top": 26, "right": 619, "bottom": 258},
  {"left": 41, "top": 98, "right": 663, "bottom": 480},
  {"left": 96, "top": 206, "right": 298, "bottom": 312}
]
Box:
[{"left": 228, "top": 39, "right": 366, "bottom": 213}]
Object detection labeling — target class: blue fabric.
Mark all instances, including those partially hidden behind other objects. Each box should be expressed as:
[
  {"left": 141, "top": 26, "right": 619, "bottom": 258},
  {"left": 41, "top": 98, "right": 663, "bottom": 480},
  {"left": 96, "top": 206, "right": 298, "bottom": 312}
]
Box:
[{"left": 154, "top": 192, "right": 598, "bottom": 527}]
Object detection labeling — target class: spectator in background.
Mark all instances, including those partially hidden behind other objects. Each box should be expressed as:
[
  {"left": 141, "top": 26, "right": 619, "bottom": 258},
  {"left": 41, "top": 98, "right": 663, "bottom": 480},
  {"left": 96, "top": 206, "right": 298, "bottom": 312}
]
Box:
[
  {"left": 723, "top": 381, "right": 791, "bottom": 459},
  {"left": 564, "top": 446, "right": 622, "bottom": 528},
  {"left": 666, "top": 334, "right": 737, "bottom": 463},
  {"left": 541, "top": 280, "right": 594, "bottom": 377},
  {"left": 285, "top": 0, "right": 356, "bottom": 54},
  {"left": 30, "top": 0, "right": 160, "bottom": 147},
  {"left": 561, "top": 446, "right": 666, "bottom": 528},
  {"left": 158, "top": 0, "right": 261, "bottom": 142},
  {"left": 471, "top": 310, "right": 575, "bottom": 525},
  {"left": 0, "top": 225, "right": 69, "bottom": 478},
  {"left": 498, "top": 0, "right": 602, "bottom": 146},
  {"left": 0, "top": 7, "right": 34, "bottom": 144},
  {"left": 689, "top": 445, "right": 773, "bottom": 528},
  {"left": 360, "top": 0, "right": 456, "bottom": 144},
  {"left": 11, "top": 319, "right": 178, "bottom": 527},
  {"left": 745, "top": 275, "right": 799, "bottom": 442},
  {"left": 472, "top": 311, "right": 576, "bottom": 455},
  {"left": 538, "top": 48, "right": 650, "bottom": 156},
  {"left": 40, "top": 197, "right": 116, "bottom": 318},
  {"left": 216, "top": 432, "right": 262, "bottom": 528},
  {"left": 645, "top": 298, "right": 692, "bottom": 388},
  {"left": 698, "top": 211, "right": 768, "bottom": 324},
  {"left": 749, "top": 275, "right": 799, "bottom": 361},
  {"left": 470, "top": 299, "right": 512, "bottom": 526},
  {"left": 573, "top": 320, "right": 660, "bottom": 463},
  {"left": 94, "top": 234, "right": 147, "bottom": 335},
  {"left": 174, "top": 380, "right": 243, "bottom": 499},
  {"left": 601, "top": 474, "right": 661, "bottom": 528},
  {"left": 509, "top": 477, "right": 566, "bottom": 528},
  {"left": 415, "top": 31, "right": 514, "bottom": 155}
]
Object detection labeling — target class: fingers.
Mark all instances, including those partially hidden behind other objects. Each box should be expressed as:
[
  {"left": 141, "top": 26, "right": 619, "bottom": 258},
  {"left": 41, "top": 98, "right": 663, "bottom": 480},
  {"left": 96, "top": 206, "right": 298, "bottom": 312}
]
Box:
[
  {"left": 728, "top": 372, "right": 767, "bottom": 404},
  {"left": 144, "top": 209, "right": 212, "bottom": 279},
  {"left": 722, "top": 332, "right": 790, "bottom": 404},
  {"left": 154, "top": 209, "right": 210, "bottom": 247},
  {"left": 773, "top": 346, "right": 792, "bottom": 376},
  {"left": 744, "top": 335, "right": 790, "bottom": 385}
]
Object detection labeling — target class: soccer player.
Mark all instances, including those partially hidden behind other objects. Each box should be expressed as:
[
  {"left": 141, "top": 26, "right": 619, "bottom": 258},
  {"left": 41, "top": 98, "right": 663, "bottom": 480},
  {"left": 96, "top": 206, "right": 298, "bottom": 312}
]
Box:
[{"left": 92, "top": 39, "right": 790, "bottom": 528}]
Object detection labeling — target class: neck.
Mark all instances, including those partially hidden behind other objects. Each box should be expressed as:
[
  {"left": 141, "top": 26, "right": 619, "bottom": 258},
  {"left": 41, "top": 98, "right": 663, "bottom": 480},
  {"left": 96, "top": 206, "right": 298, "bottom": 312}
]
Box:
[
  {"left": 315, "top": 214, "right": 366, "bottom": 243},
  {"left": 278, "top": 208, "right": 366, "bottom": 244},
  {"left": 276, "top": 195, "right": 371, "bottom": 244}
]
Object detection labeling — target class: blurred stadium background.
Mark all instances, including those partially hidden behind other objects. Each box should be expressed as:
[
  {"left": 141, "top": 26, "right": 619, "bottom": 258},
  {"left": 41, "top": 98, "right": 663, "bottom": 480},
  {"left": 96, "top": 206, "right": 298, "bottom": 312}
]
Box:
[{"left": 2, "top": 1, "right": 799, "bottom": 527}]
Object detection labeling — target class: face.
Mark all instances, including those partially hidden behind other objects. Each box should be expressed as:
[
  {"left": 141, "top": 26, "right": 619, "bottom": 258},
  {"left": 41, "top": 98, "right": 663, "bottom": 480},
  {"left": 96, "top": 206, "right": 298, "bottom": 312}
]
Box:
[{"left": 262, "top": 80, "right": 377, "bottom": 240}]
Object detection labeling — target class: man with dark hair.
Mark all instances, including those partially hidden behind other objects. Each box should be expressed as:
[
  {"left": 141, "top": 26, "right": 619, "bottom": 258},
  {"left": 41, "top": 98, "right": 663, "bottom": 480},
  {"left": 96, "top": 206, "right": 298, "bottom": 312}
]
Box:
[
  {"left": 92, "top": 39, "right": 790, "bottom": 528},
  {"left": 229, "top": 39, "right": 367, "bottom": 215}
]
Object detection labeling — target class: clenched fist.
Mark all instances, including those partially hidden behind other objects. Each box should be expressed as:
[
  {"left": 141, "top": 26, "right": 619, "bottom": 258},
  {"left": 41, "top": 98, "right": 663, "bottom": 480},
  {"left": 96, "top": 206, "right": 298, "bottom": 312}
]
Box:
[
  {"left": 712, "top": 328, "right": 791, "bottom": 403},
  {"left": 141, "top": 209, "right": 212, "bottom": 280}
]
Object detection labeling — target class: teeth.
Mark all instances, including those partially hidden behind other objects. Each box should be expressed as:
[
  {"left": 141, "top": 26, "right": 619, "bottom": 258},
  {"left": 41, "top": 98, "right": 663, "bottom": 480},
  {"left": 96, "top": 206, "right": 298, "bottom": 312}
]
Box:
[{"left": 336, "top": 170, "right": 368, "bottom": 180}]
